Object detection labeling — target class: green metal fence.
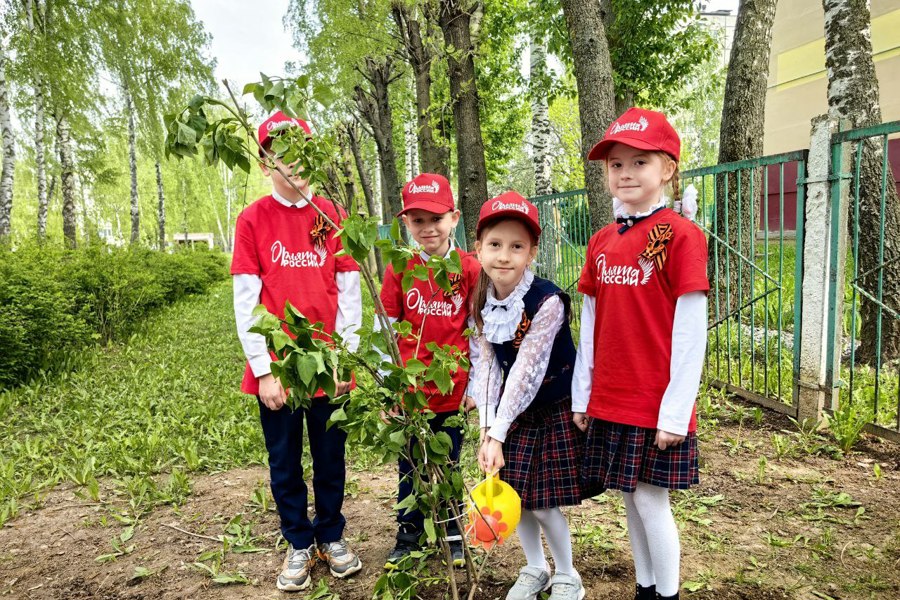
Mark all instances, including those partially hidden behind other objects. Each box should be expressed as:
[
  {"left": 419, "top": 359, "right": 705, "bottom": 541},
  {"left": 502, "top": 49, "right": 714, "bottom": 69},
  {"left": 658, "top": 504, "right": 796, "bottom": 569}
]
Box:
[
  {"left": 682, "top": 151, "right": 808, "bottom": 414},
  {"left": 530, "top": 190, "right": 592, "bottom": 327},
  {"left": 827, "top": 120, "right": 900, "bottom": 441}
]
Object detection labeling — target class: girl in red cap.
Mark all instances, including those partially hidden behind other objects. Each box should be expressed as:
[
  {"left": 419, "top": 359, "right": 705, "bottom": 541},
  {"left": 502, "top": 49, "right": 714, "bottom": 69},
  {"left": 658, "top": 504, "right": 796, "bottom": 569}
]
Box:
[
  {"left": 573, "top": 107, "right": 708, "bottom": 600},
  {"left": 470, "top": 192, "right": 587, "bottom": 600}
]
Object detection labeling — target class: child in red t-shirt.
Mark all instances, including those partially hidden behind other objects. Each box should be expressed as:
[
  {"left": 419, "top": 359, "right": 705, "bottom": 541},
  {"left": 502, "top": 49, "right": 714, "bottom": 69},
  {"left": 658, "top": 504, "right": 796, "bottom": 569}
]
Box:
[
  {"left": 379, "top": 173, "right": 481, "bottom": 570},
  {"left": 573, "top": 108, "right": 709, "bottom": 600},
  {"left": 231, "top": 112, "right": 363, "bottom": 592}
]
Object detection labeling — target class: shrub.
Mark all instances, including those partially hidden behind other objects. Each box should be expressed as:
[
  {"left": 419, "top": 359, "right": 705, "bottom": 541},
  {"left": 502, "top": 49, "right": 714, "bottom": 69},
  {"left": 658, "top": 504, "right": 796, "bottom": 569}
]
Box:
[{"left": 0, "top": 242, "right": 228, "bottom": 390}]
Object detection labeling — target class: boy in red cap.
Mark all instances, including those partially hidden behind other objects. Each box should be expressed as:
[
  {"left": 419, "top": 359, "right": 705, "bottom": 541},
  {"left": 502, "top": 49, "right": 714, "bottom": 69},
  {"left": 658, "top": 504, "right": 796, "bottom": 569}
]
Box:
[
  {"left": 231, "top": 112, "right": 363, "bottom": 592},
  {"left": 574, "top": 107, "right": 708, "bottom": 600},
  {"left": 378, "top": 173, "right": 482, "bottom": 569}
]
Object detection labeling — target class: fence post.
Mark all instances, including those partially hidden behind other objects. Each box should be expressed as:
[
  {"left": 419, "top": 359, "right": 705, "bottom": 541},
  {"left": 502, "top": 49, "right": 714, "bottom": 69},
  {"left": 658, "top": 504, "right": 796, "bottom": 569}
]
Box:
[{"left": 797, "top": 116, "right": 848, "bottom": 424}]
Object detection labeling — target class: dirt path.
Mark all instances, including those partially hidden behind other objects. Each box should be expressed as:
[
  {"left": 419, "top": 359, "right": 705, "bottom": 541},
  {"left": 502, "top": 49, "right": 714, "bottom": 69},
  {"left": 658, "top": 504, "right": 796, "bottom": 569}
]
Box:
[{"left": 1, "top": 407, "right": 898, "bottom": 600}]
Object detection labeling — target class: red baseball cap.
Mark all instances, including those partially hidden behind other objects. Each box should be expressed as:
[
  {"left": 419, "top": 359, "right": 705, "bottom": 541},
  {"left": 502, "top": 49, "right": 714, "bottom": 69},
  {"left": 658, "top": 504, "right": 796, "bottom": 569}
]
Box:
[
  {"left": 258, "top": 111, "right": 312, "bottom": 149},
  {"left": 587, "top": 107, "right": 681, "bottom": 162},
  {"left": 476, "top": 191, "right": 541, "bottom": 239},
  {"left": 398, "top": 173, "right": 455, "bottom": 215}
]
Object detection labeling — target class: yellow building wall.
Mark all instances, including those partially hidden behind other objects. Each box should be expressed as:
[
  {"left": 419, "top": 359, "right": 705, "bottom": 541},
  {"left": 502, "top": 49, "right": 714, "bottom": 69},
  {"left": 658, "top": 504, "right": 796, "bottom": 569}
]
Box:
[{"left": 764, "top": 0, "right": 900, "bottom": 154}]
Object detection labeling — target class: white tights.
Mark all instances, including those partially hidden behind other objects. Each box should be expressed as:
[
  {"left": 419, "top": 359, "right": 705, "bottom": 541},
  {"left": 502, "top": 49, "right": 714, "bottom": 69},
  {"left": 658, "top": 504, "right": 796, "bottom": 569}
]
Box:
[
  {"left": 622, "top": 482, "right": 680, "bottom": 597},
  {"left": 517, "top": 507, "right": 576, "bottom": 576}
]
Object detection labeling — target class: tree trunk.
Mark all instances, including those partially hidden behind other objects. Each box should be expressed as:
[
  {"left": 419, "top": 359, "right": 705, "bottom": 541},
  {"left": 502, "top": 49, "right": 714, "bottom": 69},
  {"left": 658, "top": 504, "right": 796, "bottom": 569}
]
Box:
[
  {"left": 57, "top": 114, "right": 77, "bottom": 248},
  {"left": 530, "top": 33, "right": 552, "bottom": 197},
  {"left": 438, "top": 0, "right": 489, "bottom": 247},
  {"left": 353, "top": 57, "right": 403, "bottom": 219},
  {"left": 156, "top": 161, "right": 166, "bottom": 250},
  {"left": 0, "top": 39, "right": 15, "bottom": 239},
  {"left": 392, "top": 4, "right": 450, "bottom": 178},
  {"left": 715, "top": 0, "right": 777, "bottom": 321},
  {"left": 559, "top": 0, "right": 616, "bottom": 231},
  {"left": 346, "top": 121, "right": 385, "bottom": 277},
  {"left": 126, "top": 92, "right": 140, "bottom": 244},
  {"left": 36, "top": 81, "right": 49, "bottom": 240},
  {"left": 823, "top": 0, "right": 900, "bottom": 364},
  {"left": 79, "top": 174, "right": 90, "bottom": 245}
]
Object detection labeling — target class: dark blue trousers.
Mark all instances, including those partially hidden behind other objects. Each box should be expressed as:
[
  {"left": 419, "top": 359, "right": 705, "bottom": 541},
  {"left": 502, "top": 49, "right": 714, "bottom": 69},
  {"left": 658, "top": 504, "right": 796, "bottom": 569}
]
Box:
[
  {"left": 397, "top": 410, "right": 464, "bottom": 535},
  {"left": 258, "top": 396, "right": 347, "bottom": 549}
]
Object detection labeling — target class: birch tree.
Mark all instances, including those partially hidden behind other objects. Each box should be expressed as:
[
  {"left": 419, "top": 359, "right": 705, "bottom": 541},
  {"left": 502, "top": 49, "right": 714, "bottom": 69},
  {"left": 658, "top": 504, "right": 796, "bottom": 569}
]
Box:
[
  {"left": 823, "top": 0, "right": 900, "bottom": 363},
  {"left": 0, "top": 39, "right": 14, "bottom": 239},
  {"left": 530, "top": 32, "right": 552, "bottom": 197}
]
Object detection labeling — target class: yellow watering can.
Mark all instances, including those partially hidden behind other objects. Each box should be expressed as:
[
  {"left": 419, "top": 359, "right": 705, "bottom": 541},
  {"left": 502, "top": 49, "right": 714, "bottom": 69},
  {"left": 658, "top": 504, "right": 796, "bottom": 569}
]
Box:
[{"left": 465, "top": 475, "right": 522, "bottom": 549}]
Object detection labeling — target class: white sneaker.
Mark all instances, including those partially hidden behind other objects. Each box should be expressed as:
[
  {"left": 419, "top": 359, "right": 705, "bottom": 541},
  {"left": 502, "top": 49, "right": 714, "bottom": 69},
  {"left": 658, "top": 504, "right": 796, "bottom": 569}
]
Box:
[
  {"left": 506, "top": 566, "right": 551, "bottom": 600},
  {"left": 549, "top": 572, "right": 585, "bottom": 600}
]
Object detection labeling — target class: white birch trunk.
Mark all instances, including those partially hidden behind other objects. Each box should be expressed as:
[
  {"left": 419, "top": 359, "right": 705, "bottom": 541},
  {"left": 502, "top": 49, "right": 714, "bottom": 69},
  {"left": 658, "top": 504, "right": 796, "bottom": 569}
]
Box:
[
  {"left": 530, "top": 34, "right": 552, "bottom": 196},
  {"left": 36, "top": 81, "right": 48, "bottom": 239},
  {"left": 0, "top": 39, "right": 15, "bottom": 238},
  {"left": 405, "top": 108, "right": 418, "bottom": 180},
  {"left": 823, "top": 0, "right": 900, "bottom": 363},
  {"left": 126, "top": 92, "right": 140, "bottom": 244}
]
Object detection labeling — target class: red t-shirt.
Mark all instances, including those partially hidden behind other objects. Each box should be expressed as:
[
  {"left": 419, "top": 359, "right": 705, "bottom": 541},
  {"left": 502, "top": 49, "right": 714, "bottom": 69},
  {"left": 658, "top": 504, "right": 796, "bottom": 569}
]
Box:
[
  {"left": 577, "top": 208, "right": 709, "bottom": 431},
  {"left": 380, "top": 250, "right": 482, "bottom": 413},
  {"left": 231, "top": 195, "right": 359, "bottom": 395}
]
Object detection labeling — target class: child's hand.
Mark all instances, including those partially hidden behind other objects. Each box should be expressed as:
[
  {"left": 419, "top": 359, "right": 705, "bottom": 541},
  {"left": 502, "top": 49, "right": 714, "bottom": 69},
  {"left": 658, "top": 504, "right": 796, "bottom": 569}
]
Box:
[
  {"left": 573, "top": 412, "right": 590, "bottom": 432},
  {"left": 479, "top": 427, "right": 489, "bottom": 445},
  {"left": 463, "top": 395, "right": 477, "bottom": 413},
  {"left": 479, "top": 438, "right": 505, "bottom": 475},
  {"left": 333, "top": 368, "right": 351, "bottom": 396},
  {"left": 655, "top": 429, "right": 685, "bottom": 450},
  {"left": 258, "top": 374, "right": 287, "bottom": 411},
  {"left": 379, "top": 405, "right": 401, "bottom": 424}
]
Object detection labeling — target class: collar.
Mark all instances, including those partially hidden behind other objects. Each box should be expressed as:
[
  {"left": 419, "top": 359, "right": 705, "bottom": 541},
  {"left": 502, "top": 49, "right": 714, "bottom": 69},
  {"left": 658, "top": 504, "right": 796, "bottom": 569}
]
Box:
[
  {"left": 615, "top": 197, "right": 668, "bottom": 234},
  {"left": 272, "top": 188, "right": 310, "bottom": 208},
  {"left": 481, "top": 270, "right": 534, "bottom": 344},
  {"left": 419, "top": 239, "right": 456, "bottom": 262}
]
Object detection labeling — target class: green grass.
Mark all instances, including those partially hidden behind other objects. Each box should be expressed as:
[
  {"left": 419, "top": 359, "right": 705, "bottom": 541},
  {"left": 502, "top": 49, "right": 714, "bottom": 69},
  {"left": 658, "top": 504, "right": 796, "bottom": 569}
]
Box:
[{"left": 0, "top": 280, "right": 265, "bottom": 525}]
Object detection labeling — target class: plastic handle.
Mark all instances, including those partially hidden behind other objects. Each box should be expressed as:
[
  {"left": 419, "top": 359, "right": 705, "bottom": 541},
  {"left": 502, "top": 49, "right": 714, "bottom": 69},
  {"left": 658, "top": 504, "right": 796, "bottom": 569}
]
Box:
[{"left": 486, "top": 475, "right": 496, "bottom": 512}]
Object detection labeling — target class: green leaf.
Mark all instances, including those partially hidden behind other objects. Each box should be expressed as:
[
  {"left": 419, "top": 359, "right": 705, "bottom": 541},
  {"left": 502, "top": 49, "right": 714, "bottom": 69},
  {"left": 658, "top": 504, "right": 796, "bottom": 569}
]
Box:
[
  {"left": 429, "top": 432, "right": 452, "bottom": 457},
  {"left": 297, "top": 354, "right": 317, "bottom": 385},
  {"left": 270, "top": 329, "right": 291, "bottom": 352},
  {"left": 405, "top": 359, "right": 427, "bottom": 375},
  {"left": 423, "top": 517, "right": 436, "bottom": 543}
]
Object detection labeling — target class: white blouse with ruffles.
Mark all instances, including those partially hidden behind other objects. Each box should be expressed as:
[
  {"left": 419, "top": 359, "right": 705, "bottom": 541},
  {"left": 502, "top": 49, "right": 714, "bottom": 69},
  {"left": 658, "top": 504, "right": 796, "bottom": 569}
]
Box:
[{"left": 469, "top": 271, "right": 565, "bottom": 443}]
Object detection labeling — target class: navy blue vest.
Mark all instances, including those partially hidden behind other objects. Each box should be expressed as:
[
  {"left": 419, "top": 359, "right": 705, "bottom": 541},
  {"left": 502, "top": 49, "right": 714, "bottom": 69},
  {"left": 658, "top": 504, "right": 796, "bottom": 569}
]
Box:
[{"left": 490, "top": 277, "right": 576, "bottom": 413}]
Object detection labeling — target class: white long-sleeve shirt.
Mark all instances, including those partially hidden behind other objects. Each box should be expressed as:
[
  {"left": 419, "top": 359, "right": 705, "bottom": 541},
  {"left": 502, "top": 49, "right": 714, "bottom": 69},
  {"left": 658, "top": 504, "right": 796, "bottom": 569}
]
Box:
[
  {"left": 571, "top": 291, "right": 707, "bottom": 436},
  {"left": 470, "top": 294, "right": 566, "bottom": 443}
]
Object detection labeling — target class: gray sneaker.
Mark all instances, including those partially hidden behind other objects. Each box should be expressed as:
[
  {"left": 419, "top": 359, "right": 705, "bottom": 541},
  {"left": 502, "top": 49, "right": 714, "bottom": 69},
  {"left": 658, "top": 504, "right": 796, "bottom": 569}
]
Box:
[
  {"left": 276, "top": 544, "right": 315, "bottom": 592},
  {"left": 317, "top": 538, "right": 363, "bottom": 578},
  {"left": 549, "top": 572, "right": 585, "bottom": 600},
  {"left": 506, "top": 566, "right": 551, "bottom": 600}
]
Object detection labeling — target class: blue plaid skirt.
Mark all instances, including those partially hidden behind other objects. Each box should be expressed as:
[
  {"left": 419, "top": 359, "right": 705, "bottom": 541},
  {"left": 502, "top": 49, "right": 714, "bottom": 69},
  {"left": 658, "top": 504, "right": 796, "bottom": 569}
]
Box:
[
  {"left": 500, "top": 397, "right": 587, "bottom": 510},
  {"left": 582, "top": 419, "right": 699, "bottom": 493}
]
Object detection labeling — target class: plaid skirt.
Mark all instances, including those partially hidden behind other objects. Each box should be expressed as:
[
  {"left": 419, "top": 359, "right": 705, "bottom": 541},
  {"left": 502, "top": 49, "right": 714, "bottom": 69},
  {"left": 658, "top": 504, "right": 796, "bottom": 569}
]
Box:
[
  {"left": 500, "top": 397, "right": 587, "bottom": 510},
  {"left": 582, "top": 419, "right": 699, "bottom": 493}
]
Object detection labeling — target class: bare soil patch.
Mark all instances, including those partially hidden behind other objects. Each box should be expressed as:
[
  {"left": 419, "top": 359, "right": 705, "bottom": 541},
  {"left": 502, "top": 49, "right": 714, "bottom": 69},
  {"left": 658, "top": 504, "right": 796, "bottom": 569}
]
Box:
[{"left": 1, "top": 409, "right": 898, "bottom": 600}]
